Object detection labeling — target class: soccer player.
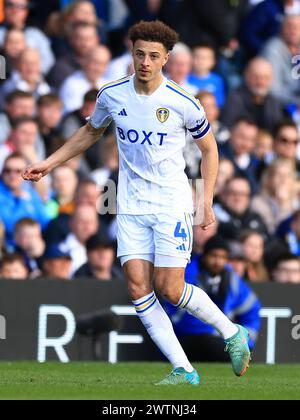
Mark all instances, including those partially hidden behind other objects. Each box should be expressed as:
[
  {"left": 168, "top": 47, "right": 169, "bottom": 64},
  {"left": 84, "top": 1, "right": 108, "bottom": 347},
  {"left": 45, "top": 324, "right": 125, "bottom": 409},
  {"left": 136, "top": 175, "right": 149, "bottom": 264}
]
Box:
[{"left": 22, "top": 20, "right": 251, "bottom": 385}]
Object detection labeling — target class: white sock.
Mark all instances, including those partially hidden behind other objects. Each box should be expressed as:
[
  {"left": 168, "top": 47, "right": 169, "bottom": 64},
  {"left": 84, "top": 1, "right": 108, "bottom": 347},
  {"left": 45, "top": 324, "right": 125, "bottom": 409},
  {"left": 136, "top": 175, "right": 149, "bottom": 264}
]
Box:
[
  {"left": 133, "top": 291, "right": 194, "bottom": 372},
  {"left": 177, "top": 283, "right": 238, "bottom": 340}
]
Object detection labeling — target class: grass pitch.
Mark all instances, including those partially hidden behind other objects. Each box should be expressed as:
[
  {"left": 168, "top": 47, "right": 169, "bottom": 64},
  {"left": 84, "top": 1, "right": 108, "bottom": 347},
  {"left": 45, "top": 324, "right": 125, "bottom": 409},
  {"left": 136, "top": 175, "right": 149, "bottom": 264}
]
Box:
[{"left": 0, "top": 362, "right": 299, "bottom": 400}]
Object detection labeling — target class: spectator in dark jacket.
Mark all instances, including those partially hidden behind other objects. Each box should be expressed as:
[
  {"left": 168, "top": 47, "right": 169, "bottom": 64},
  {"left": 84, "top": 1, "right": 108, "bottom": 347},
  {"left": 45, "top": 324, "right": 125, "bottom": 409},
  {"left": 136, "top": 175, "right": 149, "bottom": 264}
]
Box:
[
  {"left": 13, "top": 217, "right": 45, "bottom": 277},
  {"left": 37, "top": 94, "right": 63, "bottom": 157},
  {"left": 214, "top": 176, "right": 268, "bottom": 241},
  {"left": 176, "top": 0, "right": 246, "bottom": 50},
  {"left": 28, "top": 0, "right": 61, "bottom": 28},
  {"left": 74, "top": 234, "right": 123, "bottom": 281},
  {"left": 219, "top": 118, "right": 259, "bottom": 194},
  {"left": 163, "top": 235, "right": 261, "bottom": 361},
  {"left": 124, "top": 0, "right": 179, "bottom": 27},
  {"left": 221, "top": 57, "right": 285, "bottom": 131}
]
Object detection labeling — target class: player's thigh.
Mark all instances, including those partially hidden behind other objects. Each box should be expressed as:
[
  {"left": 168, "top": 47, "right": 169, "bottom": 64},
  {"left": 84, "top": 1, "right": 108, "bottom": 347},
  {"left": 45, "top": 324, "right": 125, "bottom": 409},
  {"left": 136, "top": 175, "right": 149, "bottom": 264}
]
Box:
[
  {"left": 117, "top": 215, "right": 155, "bottom": 299},
  {"left": 153, "top": 213, "right": 193, "bottom": 303},
  {"left": 153, "top": 213, "right": 193, "bottom": 261},
  {"left": 117, "top": 214, "right": 155, "bottom": 258}
]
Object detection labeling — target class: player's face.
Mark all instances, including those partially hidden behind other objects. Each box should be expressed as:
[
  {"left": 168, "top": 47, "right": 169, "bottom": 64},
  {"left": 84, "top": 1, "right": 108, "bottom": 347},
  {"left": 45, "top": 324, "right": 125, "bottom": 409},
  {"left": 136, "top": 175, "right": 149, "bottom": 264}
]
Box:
[{"left": 133, "top": 40, "right": 169, "bottom": 83}]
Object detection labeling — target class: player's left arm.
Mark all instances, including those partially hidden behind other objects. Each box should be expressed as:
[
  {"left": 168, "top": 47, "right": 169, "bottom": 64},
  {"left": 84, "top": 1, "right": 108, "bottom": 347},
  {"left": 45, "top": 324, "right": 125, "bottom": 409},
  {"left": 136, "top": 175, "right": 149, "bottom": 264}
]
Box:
[{"left": 195, "top": 129, "right": 219, "bottom": 230}]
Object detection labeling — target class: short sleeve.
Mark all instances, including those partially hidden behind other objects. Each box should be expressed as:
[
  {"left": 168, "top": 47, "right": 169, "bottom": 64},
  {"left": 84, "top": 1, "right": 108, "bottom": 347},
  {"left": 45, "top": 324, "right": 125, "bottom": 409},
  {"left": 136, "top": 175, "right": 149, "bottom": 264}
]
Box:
[
  {"left": 185, "top": 100, "right": 211, "bottom": 141},
  {"left": 89, "top": 91, "right": 113, "bottom": 129}
]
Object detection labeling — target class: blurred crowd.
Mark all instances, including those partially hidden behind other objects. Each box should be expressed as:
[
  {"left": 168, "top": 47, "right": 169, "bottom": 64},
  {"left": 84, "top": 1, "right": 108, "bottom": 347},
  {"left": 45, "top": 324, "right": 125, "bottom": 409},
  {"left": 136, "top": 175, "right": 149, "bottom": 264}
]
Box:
[{"left": 0, "top": 0, "right": 300, "bottom": 294}]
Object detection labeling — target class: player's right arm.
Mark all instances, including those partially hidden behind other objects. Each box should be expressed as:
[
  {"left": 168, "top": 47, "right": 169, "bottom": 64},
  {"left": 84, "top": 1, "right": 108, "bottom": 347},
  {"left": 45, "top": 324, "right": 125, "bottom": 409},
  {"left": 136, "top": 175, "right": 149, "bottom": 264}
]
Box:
[
  {"left": 22, "top": 123, "right": 106, "bottom": 182},
  {"left": 23, "top": 89, "right": 112, "bottom": 182}
]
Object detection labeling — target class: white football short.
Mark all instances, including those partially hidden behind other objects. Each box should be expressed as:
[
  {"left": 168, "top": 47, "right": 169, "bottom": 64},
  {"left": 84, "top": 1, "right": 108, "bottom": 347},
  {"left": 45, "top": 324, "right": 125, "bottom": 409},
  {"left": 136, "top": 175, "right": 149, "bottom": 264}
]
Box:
[{"left": 117, "top": 213, "right": 193, "bottom": 268}]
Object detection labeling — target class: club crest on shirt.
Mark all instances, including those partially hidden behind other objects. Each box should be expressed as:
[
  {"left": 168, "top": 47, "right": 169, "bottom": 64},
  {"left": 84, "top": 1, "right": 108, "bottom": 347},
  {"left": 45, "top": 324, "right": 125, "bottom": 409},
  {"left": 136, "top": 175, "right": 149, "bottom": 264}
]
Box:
[{"left": 156, "top": 108, "right": 170, "bottom": 123}]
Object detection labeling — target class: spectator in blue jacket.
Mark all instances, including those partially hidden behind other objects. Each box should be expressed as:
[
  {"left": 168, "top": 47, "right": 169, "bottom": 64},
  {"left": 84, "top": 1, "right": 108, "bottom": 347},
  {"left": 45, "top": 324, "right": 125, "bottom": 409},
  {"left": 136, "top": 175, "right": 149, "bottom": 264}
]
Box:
[
  {"left": 240, "top": 0, "right": 285, "bottom": 56},
  {"left": 188, "top": 44, "right": 225, "bottom": 107},
  {"left": 0, "top": 153, "right": 50, "bottom": 246},
  {"left": 276, "top": 210, "right": 300, "bottom": 256},
  {"left": 163, "top": 235, "right": 261, "bottom": 361},
  {"left": 214, "top": 176, "right": 268, "bottom": 241}
]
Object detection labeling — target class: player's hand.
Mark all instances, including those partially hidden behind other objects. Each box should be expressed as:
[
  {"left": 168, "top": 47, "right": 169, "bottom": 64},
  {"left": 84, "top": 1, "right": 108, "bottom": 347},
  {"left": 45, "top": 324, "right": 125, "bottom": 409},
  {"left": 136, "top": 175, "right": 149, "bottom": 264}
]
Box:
[
  {"left": 201, "top": 203, "right": 216, "bottom": 231},
  {"left": 22, "top": 161, "right": 52, "bottom": 182}
]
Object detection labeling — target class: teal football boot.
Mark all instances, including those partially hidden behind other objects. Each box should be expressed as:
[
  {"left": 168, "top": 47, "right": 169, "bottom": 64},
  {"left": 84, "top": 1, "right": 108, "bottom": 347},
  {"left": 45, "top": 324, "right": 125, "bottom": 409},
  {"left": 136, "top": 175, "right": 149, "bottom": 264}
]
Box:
[
  {"left": 225, "top": 324, "right": 251, "bottom": 377},
  {"left": 155, "top": 367, "right": 200, "bottom": 385}
]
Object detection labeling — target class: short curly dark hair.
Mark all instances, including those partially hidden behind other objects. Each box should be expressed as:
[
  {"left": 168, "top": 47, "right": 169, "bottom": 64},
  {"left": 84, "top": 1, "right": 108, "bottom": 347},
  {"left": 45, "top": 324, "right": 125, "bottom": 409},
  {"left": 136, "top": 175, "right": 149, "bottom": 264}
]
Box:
[{"left": 128, "top": 20, "right": 179, "bottom": 52}]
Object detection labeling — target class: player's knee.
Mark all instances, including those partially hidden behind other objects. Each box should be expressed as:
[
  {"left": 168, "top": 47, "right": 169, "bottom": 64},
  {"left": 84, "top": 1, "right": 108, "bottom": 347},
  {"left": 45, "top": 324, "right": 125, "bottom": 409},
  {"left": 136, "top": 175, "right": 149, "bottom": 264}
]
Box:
[
  {"left": 127, "top": 281, "right": 151, "bottom": 301},
  {"left": 155, "top": 278, "right": 181, "bottom": 305}
]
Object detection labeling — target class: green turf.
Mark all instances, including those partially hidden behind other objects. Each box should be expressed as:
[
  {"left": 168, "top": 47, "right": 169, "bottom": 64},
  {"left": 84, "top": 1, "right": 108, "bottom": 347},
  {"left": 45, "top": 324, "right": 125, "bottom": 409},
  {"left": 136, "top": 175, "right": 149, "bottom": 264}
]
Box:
[{"left": 0, "top": 362, "right": 299, "bottom": 400}]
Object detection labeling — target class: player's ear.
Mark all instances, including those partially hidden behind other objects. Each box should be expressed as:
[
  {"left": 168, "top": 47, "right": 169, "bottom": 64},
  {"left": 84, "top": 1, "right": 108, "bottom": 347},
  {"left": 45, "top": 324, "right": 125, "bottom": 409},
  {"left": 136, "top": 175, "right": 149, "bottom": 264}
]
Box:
[
  {"left": 131, "top": 43, "right": 136, "bottom": 57},
  {"left": 163, "top": 52, "right": 170, "bottom": 66}
]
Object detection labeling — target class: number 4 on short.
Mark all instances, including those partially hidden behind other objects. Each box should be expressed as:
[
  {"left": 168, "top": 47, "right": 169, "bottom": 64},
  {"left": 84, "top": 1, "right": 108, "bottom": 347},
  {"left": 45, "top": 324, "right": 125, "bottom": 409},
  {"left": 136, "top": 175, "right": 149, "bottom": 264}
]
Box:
[{"left": 174, "top": 222, "right": 187, "bottom": 241}]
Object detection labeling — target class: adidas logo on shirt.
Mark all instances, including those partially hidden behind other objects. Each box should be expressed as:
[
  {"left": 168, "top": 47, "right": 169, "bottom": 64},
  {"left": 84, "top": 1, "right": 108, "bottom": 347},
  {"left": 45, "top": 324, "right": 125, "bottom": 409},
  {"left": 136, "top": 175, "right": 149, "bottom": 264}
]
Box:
[
  {"left": 118, "top": 109, "right": 127, "bottom": 116},
  {"left": 176, "top": 244, "right": 186, "bottom": 251}
]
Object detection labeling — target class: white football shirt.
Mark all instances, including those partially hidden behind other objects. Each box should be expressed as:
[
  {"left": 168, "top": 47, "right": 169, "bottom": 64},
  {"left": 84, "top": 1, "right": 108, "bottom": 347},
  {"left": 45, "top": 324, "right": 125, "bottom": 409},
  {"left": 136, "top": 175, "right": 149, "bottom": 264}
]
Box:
[{"left": 90, "top": 74, "right": 211, "bottom": 214}]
